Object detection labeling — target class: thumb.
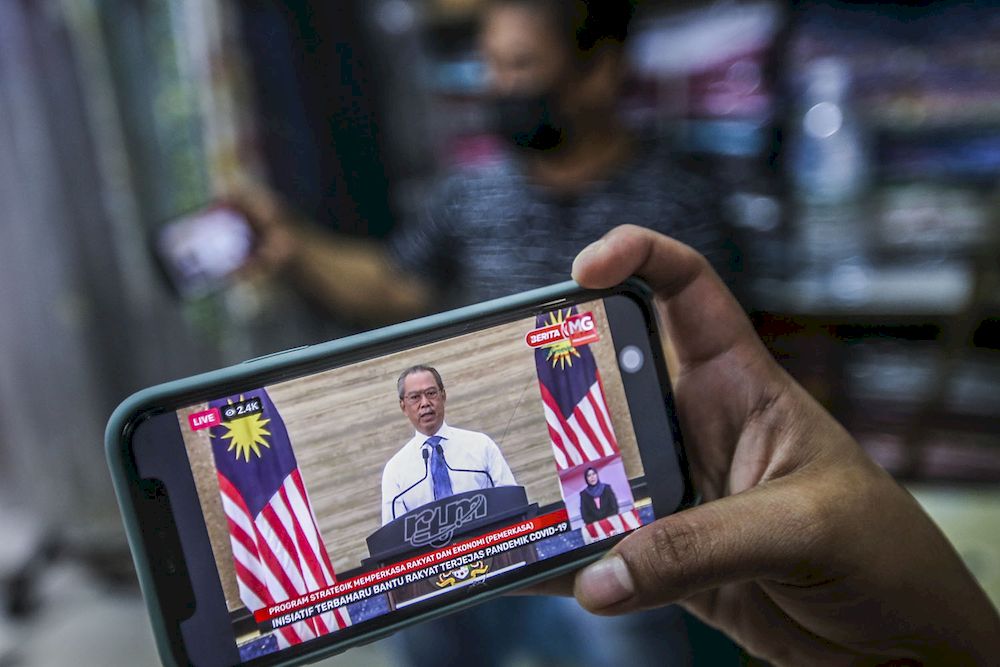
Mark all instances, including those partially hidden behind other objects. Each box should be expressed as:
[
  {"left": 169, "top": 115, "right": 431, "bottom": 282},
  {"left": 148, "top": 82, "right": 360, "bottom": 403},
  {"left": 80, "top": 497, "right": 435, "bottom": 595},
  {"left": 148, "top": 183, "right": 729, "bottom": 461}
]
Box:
[{"left": 573, "top": 481, "right": 823, "bottom": 614}]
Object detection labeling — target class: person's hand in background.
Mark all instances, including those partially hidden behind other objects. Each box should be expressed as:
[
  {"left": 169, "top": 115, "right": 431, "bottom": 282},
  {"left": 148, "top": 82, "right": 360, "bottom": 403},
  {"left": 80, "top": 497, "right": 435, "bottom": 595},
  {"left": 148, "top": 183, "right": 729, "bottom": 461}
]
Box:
[
  {"left": 556, "top": 225, "right": 999, "bottom": 665},
  {"left": 223, "top": 184, "right": 303, "bottom": 279},
  {"left": 221, "top": 183, "right": 430, "bottom": 323}
]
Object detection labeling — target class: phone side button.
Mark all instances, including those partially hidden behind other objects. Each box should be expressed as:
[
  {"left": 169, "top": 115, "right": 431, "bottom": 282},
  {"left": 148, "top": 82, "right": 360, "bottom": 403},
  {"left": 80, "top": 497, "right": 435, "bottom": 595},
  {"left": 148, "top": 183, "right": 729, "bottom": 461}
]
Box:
[{"left": 241, "top": 345, "right": 310, "bottom": 364}]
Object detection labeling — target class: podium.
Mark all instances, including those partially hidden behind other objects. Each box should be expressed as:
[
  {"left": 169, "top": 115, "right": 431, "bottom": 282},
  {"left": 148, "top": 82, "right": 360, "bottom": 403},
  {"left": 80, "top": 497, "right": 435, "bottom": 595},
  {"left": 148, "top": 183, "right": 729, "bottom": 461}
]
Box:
[{"left": 364, "top": 486, "right": 538, "bottom": 610}]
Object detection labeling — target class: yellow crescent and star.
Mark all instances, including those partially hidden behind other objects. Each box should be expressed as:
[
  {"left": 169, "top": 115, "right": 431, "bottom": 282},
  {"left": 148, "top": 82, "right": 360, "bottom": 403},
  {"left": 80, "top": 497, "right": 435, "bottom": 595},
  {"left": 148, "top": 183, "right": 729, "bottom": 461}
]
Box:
[{"left": 541, "top": 309, "right": 581, "bottom": 370}]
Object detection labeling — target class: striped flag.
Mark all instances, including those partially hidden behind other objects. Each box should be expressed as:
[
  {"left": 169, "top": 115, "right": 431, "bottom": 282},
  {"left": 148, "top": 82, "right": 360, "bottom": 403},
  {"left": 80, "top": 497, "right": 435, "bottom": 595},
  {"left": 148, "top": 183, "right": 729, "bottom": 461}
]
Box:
[
  {"left": 581, "top": 508, "right": 642, "bottom": 545},
  {"left": 208, "top": 389, "right": 349, "bottom": 648},
  {"left": 534, "top": 308, "right": 619, "bottom": 471}
]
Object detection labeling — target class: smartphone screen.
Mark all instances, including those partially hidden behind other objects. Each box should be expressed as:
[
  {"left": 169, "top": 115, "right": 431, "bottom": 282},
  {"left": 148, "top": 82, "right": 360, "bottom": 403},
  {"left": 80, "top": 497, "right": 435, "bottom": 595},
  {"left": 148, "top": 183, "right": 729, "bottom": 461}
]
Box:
[
  {"left": 154, "top": 205, "right": 255, "bottom": 298},
  {"left": 124, "top": 288, "right": 689, "bottom": 666}
]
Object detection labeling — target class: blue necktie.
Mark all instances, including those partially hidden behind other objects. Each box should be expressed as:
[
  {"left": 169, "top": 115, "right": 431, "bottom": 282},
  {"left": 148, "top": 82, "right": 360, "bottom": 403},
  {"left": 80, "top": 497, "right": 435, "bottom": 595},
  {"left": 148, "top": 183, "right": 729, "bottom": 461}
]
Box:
[{"left": 426, "top": 436, "right": 453, "bottom": 500}]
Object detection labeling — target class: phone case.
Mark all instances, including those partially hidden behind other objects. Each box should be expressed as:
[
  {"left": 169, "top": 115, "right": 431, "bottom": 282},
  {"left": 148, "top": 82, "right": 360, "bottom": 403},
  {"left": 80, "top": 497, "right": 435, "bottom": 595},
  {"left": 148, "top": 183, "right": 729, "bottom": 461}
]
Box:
[{"left": 106, "top": 278, "right": 661, "bottom": 667}]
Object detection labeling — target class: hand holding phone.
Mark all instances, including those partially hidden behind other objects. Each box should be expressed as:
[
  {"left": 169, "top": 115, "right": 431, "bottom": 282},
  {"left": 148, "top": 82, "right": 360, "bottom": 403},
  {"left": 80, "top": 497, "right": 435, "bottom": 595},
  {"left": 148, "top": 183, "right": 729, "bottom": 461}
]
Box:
[
  {"left": 559, "top": 225, "right": 1000, "bottom": 666},
  {"left": 219, "top": 186, "right": 303, "bottom": 277},
  {"left": 154, "top": 188, "right": 311, "bottom": 299}
]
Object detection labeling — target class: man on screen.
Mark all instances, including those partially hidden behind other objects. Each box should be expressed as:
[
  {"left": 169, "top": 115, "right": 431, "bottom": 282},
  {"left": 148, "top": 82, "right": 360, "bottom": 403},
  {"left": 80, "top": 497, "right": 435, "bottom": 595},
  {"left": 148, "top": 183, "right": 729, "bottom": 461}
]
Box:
[{"left": 380, "top": 365, "right": 517, "bottom": 525}]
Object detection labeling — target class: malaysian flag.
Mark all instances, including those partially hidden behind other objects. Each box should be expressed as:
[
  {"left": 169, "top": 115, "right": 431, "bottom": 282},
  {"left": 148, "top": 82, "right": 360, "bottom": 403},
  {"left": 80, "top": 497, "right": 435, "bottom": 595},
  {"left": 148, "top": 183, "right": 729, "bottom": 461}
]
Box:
[
  {"left": 534, "top": 307, "right": 619, "bottom": 471},
  {"left": 581, "top": 508, "right": 642, "bottom": 545},
  {"left": 208, "top": 389, "right": 349, "bottom": 648}
]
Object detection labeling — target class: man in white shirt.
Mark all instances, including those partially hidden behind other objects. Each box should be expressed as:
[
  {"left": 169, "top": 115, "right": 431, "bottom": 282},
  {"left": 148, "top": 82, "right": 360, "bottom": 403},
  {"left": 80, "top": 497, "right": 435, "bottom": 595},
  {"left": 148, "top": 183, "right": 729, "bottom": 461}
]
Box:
[{"left": 380, "top": 365, "right": 517, "bottom": 525}]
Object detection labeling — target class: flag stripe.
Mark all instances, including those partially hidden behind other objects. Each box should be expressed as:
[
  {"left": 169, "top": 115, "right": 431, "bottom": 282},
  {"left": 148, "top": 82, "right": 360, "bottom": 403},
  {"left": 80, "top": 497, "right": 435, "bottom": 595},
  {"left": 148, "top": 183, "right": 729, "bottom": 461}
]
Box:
[
  {"left": 297, "top": 619, "right": 317, "bottom": 641},
  {"left": 581, "top": 509, "right": 641, "bottom": 544},
  {"left": 253, "top": 513, "right": 306, "bottom": 603},
  {"left": 266, "top": 489, "right": 317, "bottom": 592},
  {"left": 233, "top": 558, "right": 270, "bottom": 610},
  {"left": 585, "top": 387, "right": 618, "bottom": 454},
  {"left": 544, "top": 407, "right": 583, "bottom": 468},
  {"left": 539, "top": 383, "right": 586, "bottom": 468},
  {"left": 278, "top": 483, "right": 329, "bottom": 592},
  {"left": 592, "top": 371, "right": 618, "bottom": 446},
  {"left": 313, "top": 613, "right": 330, "bottom": 636},
  {"left": 576, "top": 395, "right": 613, "bottom": 456},
  {"left": 283, "top": 476, "right": 334, "bottom": 585},
  {"left": 269, "top": 487, "right": 315, "bottom": 588},
  {"left": 583, "top": 381, "right": 617, "bottom": 456},
  {"left": 277, "top": 622, "right": 303, "bottom": 647},
  {"left": 539, "top": 382, "right": 582, "bottom": 450},
  {"left": 540, "top": 378, "right": 623, "bottom": 470},
  {"left": 544, "top": 423, "right": 571, "bottom": 469},
  {"left": 224, "top": 510, "right": 262, "bottom": 564},
  {"left": 291, "top": 470, "right": 337, "bottom": 579},
  {"left": 226, "top": 520, "right": 267, "bottom": 590},
  {"left": 293, "top": 619, "right": 315, "bottom": 642},
  {"left": 542, "top": 401, "right": 582, "bottom": 468},
  {"left": 258, "top": 505, "right": 309, "bottom": 593},
  {"left": 218, "top": 474, "right": 256, "bottom": 534},
  {"left": 567, "top": 407, "right": 603, "bottom": 460}
]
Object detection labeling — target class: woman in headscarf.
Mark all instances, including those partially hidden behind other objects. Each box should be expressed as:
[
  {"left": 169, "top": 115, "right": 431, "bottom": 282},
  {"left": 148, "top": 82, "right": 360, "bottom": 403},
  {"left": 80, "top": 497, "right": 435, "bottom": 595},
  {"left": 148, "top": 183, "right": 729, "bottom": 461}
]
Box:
[{"left": 579, "top": 466, "right": 618, "bottom": 524}]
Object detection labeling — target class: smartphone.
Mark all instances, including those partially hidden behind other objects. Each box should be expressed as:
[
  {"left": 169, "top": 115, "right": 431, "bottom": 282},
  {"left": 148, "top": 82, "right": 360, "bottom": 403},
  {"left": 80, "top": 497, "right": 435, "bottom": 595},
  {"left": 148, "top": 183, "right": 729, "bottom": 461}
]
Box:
[
  {"left": 106, "top": 279, "right": 693, "bottom": 666},
  {"left": 153, "top": 204, "right": 256, "bottom": 298}
]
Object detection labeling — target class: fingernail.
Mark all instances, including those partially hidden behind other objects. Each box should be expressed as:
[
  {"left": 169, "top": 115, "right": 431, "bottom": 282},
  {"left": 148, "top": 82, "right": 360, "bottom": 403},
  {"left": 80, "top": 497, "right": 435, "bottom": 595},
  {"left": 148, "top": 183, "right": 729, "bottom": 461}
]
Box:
[
  {"left": 571, "top": 239, "right": 605, "bottom": 277},
  {"left": 577, "top": 555, "right": 634, "bottom": 609}
]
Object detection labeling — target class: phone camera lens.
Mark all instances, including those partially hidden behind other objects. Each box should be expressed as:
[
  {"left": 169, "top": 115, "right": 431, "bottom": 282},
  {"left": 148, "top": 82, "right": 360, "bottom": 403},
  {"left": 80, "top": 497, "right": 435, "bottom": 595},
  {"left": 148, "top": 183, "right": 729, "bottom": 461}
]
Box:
[{"left": 619, "top": 345, "right": 644, "bottom": 374}]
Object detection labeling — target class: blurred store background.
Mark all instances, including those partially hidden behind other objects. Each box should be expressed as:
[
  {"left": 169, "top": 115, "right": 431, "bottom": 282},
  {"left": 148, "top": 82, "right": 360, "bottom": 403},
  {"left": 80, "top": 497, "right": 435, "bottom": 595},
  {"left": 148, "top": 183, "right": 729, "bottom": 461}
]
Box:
[{"left": 1, "top": 0, "right": 998, "bottom": 665}]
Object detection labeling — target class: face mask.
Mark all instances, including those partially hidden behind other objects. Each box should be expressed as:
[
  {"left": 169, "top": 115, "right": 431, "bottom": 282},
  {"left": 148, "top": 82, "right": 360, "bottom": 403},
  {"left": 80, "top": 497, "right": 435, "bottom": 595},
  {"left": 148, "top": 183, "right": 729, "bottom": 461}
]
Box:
[{"left": 491, "top": 91, "right": 565, "bottom": 151}]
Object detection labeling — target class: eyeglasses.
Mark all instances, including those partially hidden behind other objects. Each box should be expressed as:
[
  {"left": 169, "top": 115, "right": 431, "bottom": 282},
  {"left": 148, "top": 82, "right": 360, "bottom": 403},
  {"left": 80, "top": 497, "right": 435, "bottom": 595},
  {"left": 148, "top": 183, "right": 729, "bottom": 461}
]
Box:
[{"left": 403, "top": 388, "right": 442, "bottom": 405}]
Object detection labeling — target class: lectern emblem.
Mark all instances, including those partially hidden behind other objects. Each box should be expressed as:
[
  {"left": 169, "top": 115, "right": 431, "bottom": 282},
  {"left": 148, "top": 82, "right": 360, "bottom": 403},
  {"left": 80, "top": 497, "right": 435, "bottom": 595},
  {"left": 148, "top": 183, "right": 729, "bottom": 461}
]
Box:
[
  {"left": 404, "top": 494, "right": 488, "bottom": 548},
  {"left": 435, "top": 560, "right": 490, "bottom": 588}
]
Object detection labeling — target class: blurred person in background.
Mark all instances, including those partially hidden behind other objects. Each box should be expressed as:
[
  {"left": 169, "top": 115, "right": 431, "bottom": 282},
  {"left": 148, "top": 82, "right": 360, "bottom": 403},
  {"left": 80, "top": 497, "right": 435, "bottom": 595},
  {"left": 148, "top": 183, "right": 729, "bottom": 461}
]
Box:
[
  {"left": 239, "top": 0, "right": 742, "bottom": 664},
  {"left": 239, "top": 0, "right": 736, "bottom": 322}
]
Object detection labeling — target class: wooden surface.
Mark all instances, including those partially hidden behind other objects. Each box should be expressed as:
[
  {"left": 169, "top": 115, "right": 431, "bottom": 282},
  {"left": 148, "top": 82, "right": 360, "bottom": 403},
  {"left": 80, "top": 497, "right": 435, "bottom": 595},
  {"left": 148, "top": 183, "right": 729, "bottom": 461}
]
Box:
[{"left": 180, "top": 299, "right": 643, "bottom": 611}]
